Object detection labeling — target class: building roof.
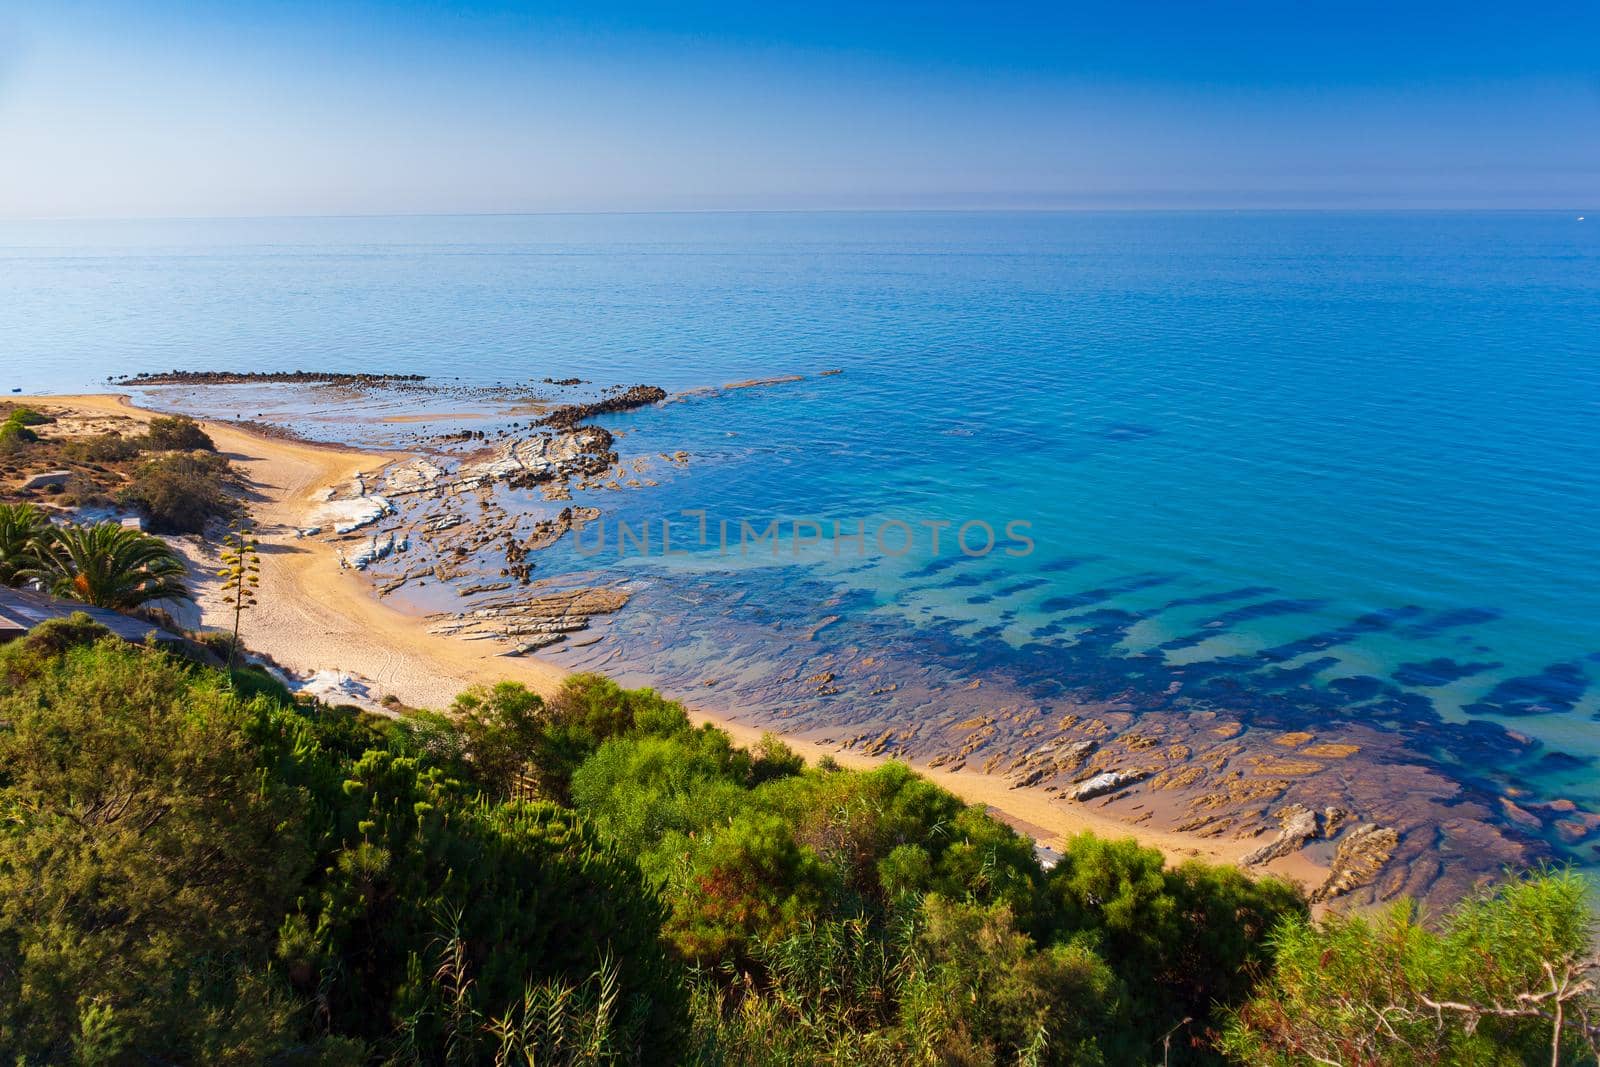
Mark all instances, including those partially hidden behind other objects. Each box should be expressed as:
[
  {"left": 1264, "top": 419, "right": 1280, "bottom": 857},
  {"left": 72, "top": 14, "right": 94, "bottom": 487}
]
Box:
[{"left": 0, "top": 586, "right": 184, "bottom": 645}]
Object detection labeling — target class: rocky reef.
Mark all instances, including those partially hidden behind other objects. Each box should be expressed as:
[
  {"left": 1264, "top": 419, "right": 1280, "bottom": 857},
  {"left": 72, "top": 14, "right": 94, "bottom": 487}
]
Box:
[
  {"left": 114, "top": 370, "right": 428, "bottom": 386},
  {"left": 233, "top": 366, "right": 1590, "bottom": 912},
  {"left": 301, "top": 382, "right": 671, "bottom": 656},
  {"left": 538, "top": 384, "right": 667, "bottom": 430},
  {"left": 548, "top": 564, "right": 1582, "bottom": 912},
  {"left": 426, "top": 585, "right": 630, "bottom": 653}
]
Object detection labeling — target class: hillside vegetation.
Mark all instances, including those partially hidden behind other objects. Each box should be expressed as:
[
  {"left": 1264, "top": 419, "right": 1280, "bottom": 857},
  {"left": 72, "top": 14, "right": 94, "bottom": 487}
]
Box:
[
  {"left": 0, "top": 410, "right": 237, "bottom": 534},
  {"left": 0, "top": 622, "right": 1594, "bottom": 1065}
]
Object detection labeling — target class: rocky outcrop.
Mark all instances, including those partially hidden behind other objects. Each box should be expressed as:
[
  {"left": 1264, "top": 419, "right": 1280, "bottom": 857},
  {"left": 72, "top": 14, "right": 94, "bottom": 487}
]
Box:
[
  {"left": 1310, "top": 824, "right": 1399, "bottom": 903},
  {"left": 381, "top": 458, "right": 450, "bottom": 496},
  {"left": 1242, "top": 805, "right": 1329, "bottom": 866},
  {"left": 455, "top": 427, "right": 616, "bottom": 490},
  {"left": 538, "top": 385, "right": 666, "bottom": 430},
  {"left": 343, "top": 531, "right": 407, "bottom": 571},
  {"left": 1007, "top": 739, "right": 1098, "bottom": 789},
  {"left": 114, "top": 370, "right": 426, "bottom": 386},
  {"left": 424, "top": 585, "right": 630, "bottom": 650},
  {"left": 310, "top": 480, "right": 393, "bottom": 534},
  {"left": 1071, "top": 769, "right": 1147, "bottom": 802},
  {"left": 1240, "top": 803, "right": 1398, "bottom": 903}
]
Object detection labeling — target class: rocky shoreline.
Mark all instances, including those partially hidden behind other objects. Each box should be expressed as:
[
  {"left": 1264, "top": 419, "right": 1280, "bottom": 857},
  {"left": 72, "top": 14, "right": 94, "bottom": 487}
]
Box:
[
  {"left": 112, "top": 370, "right": 429, "bottom": 386},
  {"left": 81, "top": 369, "right": 1590, "bottom": 911},
  {"left": 295, "top": 380, "right": 675, "bottom": 657},
  {"left": 269, "top": 369, "right": 1552, "bottom": 909},
  {"left": 551, "top": 559, "right": 1589, "bottom": 913},
  {"left": 538, "top": 384, "right": 668, "bottom": 430}
]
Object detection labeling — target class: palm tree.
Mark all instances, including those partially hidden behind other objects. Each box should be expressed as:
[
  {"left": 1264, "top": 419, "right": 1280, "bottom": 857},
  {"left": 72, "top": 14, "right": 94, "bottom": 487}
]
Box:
[
  {"left": 28, "top": 522, "right": 191, "bottom": 611},
  {"left": 0, "top": 502, "right": 51, "bottom": 586}
]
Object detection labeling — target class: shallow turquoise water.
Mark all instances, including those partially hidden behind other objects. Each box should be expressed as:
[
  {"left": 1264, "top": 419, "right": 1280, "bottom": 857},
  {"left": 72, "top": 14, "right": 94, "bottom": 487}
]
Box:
[{"left": 6, "top": 211, "right": 1600, "bottom": 850}]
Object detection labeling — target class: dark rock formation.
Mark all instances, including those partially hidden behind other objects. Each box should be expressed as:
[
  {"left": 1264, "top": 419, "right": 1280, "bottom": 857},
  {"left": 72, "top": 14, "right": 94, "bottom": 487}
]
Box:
[
  {"left": 114, "top": 370, "right": 427, "bottom": 386},
  {"left": 538, "top": 385, "right": 667, "bottom": 430}
]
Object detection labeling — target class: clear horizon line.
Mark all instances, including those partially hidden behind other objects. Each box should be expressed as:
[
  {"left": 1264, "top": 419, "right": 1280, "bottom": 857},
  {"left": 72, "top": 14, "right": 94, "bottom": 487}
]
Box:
[{"left": 0, "top": 204, "right": 1592, "bottom": 225}]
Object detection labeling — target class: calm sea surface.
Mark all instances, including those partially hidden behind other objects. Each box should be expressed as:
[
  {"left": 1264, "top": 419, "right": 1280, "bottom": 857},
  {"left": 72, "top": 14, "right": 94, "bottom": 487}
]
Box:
[{"left": 6, "top": 211, "right": 1599, "bottom": 858}]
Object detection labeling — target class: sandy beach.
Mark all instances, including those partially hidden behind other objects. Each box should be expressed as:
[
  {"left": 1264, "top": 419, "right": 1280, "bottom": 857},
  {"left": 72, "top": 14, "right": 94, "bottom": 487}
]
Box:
[{"left": 32, "top": 393, "right": 1327, "bottom": 887}]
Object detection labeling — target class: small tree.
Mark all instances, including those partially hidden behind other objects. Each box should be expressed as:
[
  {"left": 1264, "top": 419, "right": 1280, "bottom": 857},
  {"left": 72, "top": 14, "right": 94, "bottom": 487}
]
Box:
[
  {"left": 27, "top": 522, "right": 190, "bottom": 611},
  {"left": 1222, "top": 868, "right": 1599, "bottom": 1065},
  {"left": 140, "top": 414, "right": 215, "bottom": 452},
  {"left": 217, "top": 527, "right": 260, "bottom": 675}
]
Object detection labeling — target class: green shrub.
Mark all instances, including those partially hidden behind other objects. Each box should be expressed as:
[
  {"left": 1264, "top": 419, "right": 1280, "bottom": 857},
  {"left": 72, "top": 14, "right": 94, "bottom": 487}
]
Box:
[
  {"left": 536, "top": 673, "right": 690, "bottom": 800},
  {"left": 0, "top": 638, "right": 314, "bottom": 1061},
  {"left": 749, "top": 731, "right": 806, "bottom": 784},
  {"left": 1222, "top": 868, "right": 1598, "bottom": 1065},
  {"left": 118, "top": 450, "right": 238, "bottom": 533},
  {"left": 766, "top": 759, "right": 1047, "bottom": 922},
  {"left": 140, "top": 414, "right": 215, "bottom": 452},
  {"left": 449, "top": 680, "right": 549, "bottom": 801},
  {"left": 0, "top": 419, "right": 39, "bottom": 446},
  {"left": 571, "top": 728, "right": 756, "bottom": 864},
  {"left": 667, "top": 809, "right": 830, "bottom": 963},
  {"left": 14, "top": 611, "right": 112, "bottom": 656},
  {"left": 0, "top": 632, "right": 694, "bottom": 1063},
  {"left": 63, "top": 431, "right": 143, "bottom": 462},
  {"left": 696, "top": 898, "right": 1127, "bottom": 1066},
  {"left": 901, "top": 894, "right": 1124, "bottom": 1066},
  {"left": 1046, "top": 833, "right": 1305, "bottom": 1060},
  {"left": 194, "top": 627, "right": 244, "bottom": 661},
  {"left": 228, "top": 662, "right": 297, "bottom": 706},
  {"left": 4, "top": 406, "right": 52, "bottom": 426}
]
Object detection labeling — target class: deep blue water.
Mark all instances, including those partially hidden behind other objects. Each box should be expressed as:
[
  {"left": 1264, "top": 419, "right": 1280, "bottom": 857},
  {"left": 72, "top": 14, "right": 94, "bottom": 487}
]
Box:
[{"left": 6, "top": 211, "right": 1600, "bottom": 837}]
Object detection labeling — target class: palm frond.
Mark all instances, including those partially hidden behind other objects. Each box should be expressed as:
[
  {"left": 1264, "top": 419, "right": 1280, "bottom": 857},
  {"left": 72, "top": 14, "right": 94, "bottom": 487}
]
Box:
[{"left": 23, "top": 521, "right": 191, "bottom": 610}]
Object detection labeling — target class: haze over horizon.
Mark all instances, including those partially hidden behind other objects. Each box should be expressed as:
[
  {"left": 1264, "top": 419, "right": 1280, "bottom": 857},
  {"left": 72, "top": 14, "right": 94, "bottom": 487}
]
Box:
[{"left": 2, "top": 1, "right": 1597, "bottom": 219}]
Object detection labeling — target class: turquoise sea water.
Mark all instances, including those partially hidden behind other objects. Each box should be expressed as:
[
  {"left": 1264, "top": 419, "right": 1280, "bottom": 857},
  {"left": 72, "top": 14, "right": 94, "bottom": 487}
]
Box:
[{"left": 6, "top": 211, "right": 1599, "bottom": 884}]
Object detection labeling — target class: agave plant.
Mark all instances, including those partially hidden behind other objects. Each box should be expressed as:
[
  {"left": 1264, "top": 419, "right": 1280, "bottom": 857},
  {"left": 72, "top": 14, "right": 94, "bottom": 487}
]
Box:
[
  {"left": 28, "top": 521, "right": 191, "bottom": 611},
  {"left": 0, "top": 502, "right": 52, "bottom": 586}
]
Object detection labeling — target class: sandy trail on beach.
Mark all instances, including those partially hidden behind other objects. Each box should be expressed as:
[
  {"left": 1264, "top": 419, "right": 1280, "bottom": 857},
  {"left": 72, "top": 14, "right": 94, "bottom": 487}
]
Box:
[{"left": 32, "top": 394, "right": 1324, "bottom": 883}]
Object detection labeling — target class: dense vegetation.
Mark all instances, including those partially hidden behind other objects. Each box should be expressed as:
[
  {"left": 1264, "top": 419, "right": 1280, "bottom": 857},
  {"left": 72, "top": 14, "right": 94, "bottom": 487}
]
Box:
[
  {"left": 0, "top": 410, "right": 236, "bottom": 534},
  {"left": 1223, "top": 871, "right": 1600, "bottom": 1065},
  {"left": 0, "top": 407, "right": 51, "bottom": 447},
  {"left": 0, "top": 623, "right": 1594, "bottom": 1065}
]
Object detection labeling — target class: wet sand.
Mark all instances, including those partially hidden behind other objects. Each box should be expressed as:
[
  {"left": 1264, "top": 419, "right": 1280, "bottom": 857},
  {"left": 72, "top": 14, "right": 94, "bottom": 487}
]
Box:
[{"left": 31, "top": 393, "right": 1326, "bottom": 889}]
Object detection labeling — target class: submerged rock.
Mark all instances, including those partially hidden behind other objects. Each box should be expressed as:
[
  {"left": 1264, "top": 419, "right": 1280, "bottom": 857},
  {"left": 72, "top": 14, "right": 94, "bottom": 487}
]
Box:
[
  {"left": 1310, "top": 825, "right": 1399, "bottom": 903},
  {"left": 114, "top": 369, "right": 426, "bottom": 386}
]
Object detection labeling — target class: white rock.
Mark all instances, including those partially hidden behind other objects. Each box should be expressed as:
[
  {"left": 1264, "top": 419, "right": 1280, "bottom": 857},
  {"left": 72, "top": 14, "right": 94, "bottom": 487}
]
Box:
[{"left": 1070, "top": 770, "right": 1146, "bottom": 802}]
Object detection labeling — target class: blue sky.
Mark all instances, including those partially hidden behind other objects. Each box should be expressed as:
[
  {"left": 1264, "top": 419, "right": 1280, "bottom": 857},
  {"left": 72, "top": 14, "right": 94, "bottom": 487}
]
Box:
[{"left": 1, "top": 1, "right": 1596, "bottom": 216}]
